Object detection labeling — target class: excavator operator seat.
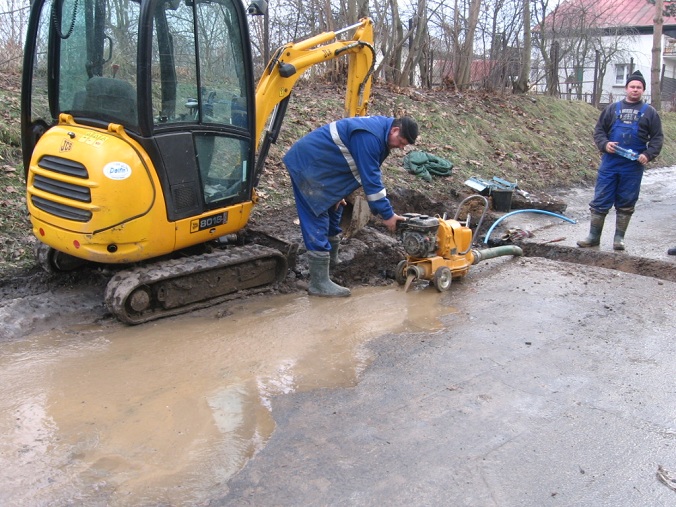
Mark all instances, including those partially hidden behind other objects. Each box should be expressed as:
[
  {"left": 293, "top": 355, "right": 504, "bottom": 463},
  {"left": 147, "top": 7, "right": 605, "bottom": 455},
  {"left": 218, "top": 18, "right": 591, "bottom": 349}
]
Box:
[{"left": 76, "top": 77, "right": 138, "bottom": 126}]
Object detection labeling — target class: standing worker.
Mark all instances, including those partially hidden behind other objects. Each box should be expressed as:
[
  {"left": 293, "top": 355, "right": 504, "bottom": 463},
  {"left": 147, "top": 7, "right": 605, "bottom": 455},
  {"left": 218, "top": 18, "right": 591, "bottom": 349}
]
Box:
[
  {"left": 283, "top": 115, "right": 418, "bottom": 297},
  {"left": 578, "top": 70, "right": 663, "bottom": 250}
]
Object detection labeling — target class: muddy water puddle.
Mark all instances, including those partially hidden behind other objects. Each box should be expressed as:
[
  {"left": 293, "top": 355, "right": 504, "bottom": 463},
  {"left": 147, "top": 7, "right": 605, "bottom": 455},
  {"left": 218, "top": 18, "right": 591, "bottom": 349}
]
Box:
[{"left": 0, "top": 285, "right": 457, "bottom": 506}]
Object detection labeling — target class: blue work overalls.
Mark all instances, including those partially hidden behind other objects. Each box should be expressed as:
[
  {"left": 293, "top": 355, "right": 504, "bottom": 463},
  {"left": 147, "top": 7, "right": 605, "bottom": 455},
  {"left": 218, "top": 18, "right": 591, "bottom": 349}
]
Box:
[
  {"left": 589, "top": 102, "right": 649, "bottom": 214},
  {"left": 284, "top": 117, "right": 394, "bottom": 252}
]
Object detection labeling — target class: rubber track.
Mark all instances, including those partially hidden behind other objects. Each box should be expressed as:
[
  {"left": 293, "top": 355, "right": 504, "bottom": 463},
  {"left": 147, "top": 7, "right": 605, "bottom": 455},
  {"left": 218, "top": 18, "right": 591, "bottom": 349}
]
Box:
[{"left": 104, "top": 244, "right": 287, "bottom": 325}]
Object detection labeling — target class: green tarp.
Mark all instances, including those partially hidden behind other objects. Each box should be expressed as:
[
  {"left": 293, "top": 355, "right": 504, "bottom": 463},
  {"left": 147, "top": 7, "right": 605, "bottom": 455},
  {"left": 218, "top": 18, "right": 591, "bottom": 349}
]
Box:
[{"left": 402, "top": 151, "right": 453, "bottom": 182}]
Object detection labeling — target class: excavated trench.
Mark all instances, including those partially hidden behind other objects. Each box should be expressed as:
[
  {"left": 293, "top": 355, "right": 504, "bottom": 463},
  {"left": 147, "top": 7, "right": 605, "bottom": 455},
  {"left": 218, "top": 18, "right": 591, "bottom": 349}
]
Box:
[{"left": 521, "top": 242, "right": 676, "bottom": 283}]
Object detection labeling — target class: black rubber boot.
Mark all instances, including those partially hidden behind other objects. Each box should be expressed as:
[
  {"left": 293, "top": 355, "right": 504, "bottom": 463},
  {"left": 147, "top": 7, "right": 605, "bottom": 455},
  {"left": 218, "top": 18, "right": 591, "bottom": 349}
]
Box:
[
  {"left": 613, "top": 211, "right": 632, "bottom": 251},
  {"left": 307, "top": 251, "right": 351, "bottom": 297},
  {"left": 328, "top": 236, "right": 341, "bottom": 270},
  {"left": 668, "top": 248, "right": 676, "bottom": 256},
  {"left": 577, "top": 211, "right": 606, "bottom": 248}
]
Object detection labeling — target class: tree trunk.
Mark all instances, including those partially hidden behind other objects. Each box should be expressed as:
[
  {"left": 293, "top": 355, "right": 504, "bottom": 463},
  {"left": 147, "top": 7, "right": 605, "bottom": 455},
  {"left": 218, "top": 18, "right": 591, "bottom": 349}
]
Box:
[
  {"left": 513, "top": 0, "right": 531, "bottom": 94},
  {"left": 387, "top": 0, "right": 404, "bottom": 84},
  {"left": 398, "top": 0, "right": 428, "bottom": 88},
  {"left": 454, "top": 0, "right": 482, "bottom": 89},
  {"left": 652, "top": 0, "right": 663, "bottom": 110},
  {"left": 546, "top": 41, "right": 560, "bottom": 96}
]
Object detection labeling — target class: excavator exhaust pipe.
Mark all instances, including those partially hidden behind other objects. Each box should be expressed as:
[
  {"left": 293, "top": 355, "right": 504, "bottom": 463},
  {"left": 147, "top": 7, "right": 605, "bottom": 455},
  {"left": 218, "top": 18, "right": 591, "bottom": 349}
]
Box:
[{"left": 472, "top": 245, "right": 524, "bottom": 264}]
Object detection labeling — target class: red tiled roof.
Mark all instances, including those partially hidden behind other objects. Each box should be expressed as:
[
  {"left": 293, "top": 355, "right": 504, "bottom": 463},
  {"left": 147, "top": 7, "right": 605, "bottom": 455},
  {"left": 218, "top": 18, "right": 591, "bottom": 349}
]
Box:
[{"left": 546, "top": 0, "right": 676, "bottom": 29}]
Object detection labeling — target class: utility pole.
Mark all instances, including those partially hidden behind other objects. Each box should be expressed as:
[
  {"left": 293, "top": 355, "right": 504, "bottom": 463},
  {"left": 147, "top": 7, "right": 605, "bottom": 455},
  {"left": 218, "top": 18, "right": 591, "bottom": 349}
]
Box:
[{"left": 652, "top": 0, "right": 664, "bottom": 110}]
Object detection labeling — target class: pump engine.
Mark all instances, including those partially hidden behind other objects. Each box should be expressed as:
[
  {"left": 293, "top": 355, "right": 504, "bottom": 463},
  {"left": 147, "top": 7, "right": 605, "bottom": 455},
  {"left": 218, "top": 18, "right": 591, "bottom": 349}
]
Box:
[{"left": 396, "top": 214, "right": 440, "bottom": 258}]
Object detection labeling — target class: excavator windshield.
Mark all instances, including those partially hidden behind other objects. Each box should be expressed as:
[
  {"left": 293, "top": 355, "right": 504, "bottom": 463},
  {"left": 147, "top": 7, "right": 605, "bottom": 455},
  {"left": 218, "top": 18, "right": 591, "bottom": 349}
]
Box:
[
  {"left": 152, "top": 0, "right": 250, "bottom": 128},
  {"left": 24, "top": 0, "right": 251, "bottom": 131}
]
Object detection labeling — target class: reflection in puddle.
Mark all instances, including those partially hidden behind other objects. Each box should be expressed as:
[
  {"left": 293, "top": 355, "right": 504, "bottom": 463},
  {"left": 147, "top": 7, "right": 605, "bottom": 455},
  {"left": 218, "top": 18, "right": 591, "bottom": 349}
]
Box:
[{"left": 0, "top": 285, "right": 457, "bottom": 505}]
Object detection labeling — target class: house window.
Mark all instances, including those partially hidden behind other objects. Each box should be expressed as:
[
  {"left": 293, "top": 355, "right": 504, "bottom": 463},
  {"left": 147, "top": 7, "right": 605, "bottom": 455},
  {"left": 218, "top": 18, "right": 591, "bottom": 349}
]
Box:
[{"left": 615, "top": 64, "right": 629, "bottom": 85}]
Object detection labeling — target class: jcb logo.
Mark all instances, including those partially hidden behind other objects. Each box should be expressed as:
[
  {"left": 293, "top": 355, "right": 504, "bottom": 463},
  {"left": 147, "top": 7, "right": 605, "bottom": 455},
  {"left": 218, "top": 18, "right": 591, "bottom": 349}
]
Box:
[{"left": 60, "top": 139, "right": 73, "bottom": 152}]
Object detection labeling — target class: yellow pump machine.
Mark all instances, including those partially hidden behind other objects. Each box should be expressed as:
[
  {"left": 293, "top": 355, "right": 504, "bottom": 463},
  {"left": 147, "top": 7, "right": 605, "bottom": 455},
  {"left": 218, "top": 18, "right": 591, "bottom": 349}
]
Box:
[
  {"left": 21, "top": 0, "right": 375, "bottom": 323},
  {"left": 395, "top": 196, "right": 524, "bottom": 292}
]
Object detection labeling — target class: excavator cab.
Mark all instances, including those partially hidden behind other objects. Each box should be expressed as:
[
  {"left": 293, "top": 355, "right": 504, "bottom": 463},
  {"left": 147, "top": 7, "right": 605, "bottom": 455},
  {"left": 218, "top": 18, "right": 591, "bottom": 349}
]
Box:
[{"left": 22, "top": 0, "right": 258, "bottom": 265}]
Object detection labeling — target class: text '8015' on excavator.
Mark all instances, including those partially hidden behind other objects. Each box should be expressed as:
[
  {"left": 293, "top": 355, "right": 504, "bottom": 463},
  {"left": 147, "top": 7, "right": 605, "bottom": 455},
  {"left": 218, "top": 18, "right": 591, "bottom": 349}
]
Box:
[{"left": 21, "top": 0, "right": 375, "bottom": 324}]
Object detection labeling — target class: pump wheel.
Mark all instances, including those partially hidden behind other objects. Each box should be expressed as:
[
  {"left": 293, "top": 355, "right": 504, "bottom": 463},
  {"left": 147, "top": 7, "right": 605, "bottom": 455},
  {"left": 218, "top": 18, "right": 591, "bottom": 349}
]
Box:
[
  {"left": 395, "top": 260, "right": 408, "bottom": 286},
  {"left": 433, "top": 266, "right": 452, "bottom": 292}
]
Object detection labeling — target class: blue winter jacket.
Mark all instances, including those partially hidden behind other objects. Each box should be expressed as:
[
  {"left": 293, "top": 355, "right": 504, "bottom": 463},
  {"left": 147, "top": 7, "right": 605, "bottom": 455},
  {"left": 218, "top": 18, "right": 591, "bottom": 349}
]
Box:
[{"left": 283, "top": 116, "right": 395, "bottom": 219}]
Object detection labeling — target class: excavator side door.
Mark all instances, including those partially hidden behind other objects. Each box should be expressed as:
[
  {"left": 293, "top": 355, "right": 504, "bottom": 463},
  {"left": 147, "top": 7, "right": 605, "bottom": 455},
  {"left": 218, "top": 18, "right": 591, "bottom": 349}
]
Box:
[{"left": 147, "top": 0, "right": 257, "bottom": 220}]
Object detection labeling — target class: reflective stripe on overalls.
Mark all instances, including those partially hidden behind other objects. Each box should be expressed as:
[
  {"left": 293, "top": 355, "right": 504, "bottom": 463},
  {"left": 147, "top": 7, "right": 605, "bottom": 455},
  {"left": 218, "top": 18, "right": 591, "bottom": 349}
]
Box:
[{"left": 329, "top": 121, "right": 387, "bottom": 203}]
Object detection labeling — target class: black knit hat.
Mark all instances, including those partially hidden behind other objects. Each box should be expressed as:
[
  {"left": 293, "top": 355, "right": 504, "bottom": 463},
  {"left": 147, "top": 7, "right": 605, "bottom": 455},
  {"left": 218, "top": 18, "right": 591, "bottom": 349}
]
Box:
[
  {"left": 399, "top": 116, "right": 419, "bottom": 144},
  {"left": 626, "top": 70, "right": 646, "bottom": 89}
]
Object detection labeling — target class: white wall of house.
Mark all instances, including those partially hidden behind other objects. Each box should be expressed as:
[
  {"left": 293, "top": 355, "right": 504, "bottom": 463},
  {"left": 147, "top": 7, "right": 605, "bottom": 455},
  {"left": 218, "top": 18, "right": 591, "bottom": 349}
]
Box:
[
  {"left": 601, "top": 33, "right": 653, "bottom": 103},
  {"left": 556, "top": 32, "right": 676, "bottom": 106}
]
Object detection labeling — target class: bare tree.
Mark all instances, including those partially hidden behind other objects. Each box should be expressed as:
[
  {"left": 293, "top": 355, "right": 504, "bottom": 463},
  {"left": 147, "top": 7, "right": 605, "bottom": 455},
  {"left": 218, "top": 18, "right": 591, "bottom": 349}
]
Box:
[
  {"left": 426, "top": 0, "right": 457, "bottom": 88},
  {"left": 0, "top": 0, "right": 30, "bottom": 70},
  {"left": 651, "top": 0, "right": 663, "bottom": 110},
  {"left": 399, "top": 0, "right": 429, "bottom": 87},
  {"left": 589, "top": 28, "right": 637, "bottom": 105},
  {"left": 532, "top": 0, "right": 623, "bottom": 98},
  {"left": 453, "top": 0, "right": 482, "bottom": 90},
  {"left": 532, "top": 0, "right": 565, "bottom": 96},
  {"left": 477, "top": 0, "right": 524, "bottom": 92},
  {"left": 371, "top": 0, "right": 406, "bottom": 83},
  {"left": 513, "top": 0, "right": 530, "bottom": 93},
  {"left": 342, "top": 0, "right": 370, "bottom": 22}
]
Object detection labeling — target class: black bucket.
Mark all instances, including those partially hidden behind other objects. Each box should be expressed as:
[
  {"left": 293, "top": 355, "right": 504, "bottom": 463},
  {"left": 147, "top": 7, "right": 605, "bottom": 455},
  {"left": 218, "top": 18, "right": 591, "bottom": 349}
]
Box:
[{"left": 491, "top": 189, "right": 513, "bottom": 212}]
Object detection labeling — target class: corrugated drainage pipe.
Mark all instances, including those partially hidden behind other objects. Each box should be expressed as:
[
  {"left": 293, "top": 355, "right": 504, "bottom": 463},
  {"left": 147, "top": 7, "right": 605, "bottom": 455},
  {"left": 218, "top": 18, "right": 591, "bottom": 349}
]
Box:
[{"left": 483, "top": 209, "right": 577, "bottom": 245}]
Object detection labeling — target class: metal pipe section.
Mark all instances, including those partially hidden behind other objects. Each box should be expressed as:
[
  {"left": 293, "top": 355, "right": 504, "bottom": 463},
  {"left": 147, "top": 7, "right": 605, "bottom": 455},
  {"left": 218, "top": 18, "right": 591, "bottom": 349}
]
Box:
[{"left": 472, "top": 245, "right": 524, "bottom": 264}]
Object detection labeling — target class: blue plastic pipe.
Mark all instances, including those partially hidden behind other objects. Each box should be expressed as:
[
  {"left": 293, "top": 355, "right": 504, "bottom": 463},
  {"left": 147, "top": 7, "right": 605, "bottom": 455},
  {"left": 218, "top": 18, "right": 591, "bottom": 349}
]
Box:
[{"left": 483, "top": 209, "right": 577, "bottom": 244}]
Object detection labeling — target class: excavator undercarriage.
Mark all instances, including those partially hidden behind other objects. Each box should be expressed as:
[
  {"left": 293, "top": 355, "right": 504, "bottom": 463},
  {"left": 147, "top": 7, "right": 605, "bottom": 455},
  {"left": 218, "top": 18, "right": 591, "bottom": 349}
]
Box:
[{"left": 105, "top": 244, "right": 288, "bottom": 324}]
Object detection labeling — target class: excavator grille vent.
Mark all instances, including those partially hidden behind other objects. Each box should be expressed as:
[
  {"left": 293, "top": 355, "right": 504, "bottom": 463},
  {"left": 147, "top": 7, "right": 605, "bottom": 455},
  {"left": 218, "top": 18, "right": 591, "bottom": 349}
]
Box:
[
  {"left": 31, "top": 155, "right": 92, "bottom": 222},
  {"left": 38, "top": 155, "right": 88, "bottom": 178},
  {"left": 31, "top": 195, "right": 92, "bottom": 222},
  {"left": 172, "top": 185, "right": 198, "bottom": 211},
  {"left": 33, "top": 174, "right": 91, "bottom": 202}
]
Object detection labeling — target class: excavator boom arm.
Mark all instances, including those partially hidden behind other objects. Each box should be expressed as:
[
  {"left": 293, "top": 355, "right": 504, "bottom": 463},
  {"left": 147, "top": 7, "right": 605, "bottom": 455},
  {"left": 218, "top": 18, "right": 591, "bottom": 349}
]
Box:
[{"left": 253, "top": 18, "right": 375, "bottom": 178}]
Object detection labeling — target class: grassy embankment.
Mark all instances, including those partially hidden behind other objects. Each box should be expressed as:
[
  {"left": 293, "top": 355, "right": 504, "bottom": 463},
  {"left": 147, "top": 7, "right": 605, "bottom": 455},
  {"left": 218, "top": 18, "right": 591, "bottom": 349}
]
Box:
[{"left": 2, "top": 76, "right": 676, "bottom": 275}]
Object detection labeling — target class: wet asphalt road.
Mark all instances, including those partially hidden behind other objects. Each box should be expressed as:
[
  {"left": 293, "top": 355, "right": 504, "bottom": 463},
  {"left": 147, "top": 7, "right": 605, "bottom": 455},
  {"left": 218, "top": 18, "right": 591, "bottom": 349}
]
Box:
[{"left": 217, "top": 167, "right": 676, "bottom": 506}]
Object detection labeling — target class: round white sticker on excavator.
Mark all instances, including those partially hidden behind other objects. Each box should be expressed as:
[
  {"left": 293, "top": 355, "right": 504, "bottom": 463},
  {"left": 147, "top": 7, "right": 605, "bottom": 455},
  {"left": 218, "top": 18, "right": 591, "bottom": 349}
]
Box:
[{"left": 103, "top": 162, "right": 132, "bottom": 180}]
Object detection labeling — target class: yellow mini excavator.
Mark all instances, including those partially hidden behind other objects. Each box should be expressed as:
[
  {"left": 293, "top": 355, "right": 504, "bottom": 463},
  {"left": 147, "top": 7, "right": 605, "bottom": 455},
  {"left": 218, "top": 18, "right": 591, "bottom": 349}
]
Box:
[{"left": 21, "top": 0, "right": 375, "bottom": 323}]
